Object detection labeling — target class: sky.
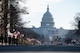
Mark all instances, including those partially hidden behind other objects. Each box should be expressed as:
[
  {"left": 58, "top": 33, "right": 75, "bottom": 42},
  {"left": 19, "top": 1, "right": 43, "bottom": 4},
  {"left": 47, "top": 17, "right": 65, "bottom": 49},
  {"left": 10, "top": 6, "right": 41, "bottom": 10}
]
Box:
[{"left": 21, "top": 0, "right": 80, "bottom": 29}]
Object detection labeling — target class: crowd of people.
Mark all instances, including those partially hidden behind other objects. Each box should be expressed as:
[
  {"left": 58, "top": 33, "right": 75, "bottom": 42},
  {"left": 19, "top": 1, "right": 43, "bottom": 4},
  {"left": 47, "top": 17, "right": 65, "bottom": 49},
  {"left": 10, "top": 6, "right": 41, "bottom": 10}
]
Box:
[
  {"left": 0, "top": 28, "right": 41, "bottom": 45},
  {"left": 0, "top": 28, "right": 80, "bottom": 46}
]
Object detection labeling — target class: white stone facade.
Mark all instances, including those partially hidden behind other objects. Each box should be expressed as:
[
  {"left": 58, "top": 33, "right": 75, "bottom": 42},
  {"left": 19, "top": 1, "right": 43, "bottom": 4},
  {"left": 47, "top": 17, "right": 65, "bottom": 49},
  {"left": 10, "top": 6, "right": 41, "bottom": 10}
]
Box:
[{"left": 31, "top": 5, "right": 69, "bottom": 42}]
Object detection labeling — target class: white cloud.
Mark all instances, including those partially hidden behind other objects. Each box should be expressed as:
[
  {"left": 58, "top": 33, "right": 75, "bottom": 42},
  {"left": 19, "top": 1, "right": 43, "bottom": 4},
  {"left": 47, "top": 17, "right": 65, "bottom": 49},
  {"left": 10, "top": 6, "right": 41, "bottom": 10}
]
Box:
[
  {"left": 54, "top": 0, "right": 63, "bottom": 3},
  {"left": 26, "top": 0, "right": 63, "bottom": 12},
  {"left": 44, "top": 0, "right": 63, "bottom": 3}
]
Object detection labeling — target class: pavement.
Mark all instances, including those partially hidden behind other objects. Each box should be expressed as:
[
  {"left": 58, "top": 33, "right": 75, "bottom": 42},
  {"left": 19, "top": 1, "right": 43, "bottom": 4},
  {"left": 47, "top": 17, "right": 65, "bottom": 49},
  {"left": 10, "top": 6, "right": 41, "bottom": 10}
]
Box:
[{"left": 0, "top": 45, "right": 80, "bottom": 51}]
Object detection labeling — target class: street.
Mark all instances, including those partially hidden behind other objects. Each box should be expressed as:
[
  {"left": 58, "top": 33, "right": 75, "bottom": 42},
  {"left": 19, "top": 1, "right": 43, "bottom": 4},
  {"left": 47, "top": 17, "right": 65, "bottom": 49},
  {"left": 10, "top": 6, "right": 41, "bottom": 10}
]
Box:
[{"left": 0, "top": 45, "right": 80, "bottom": 51}]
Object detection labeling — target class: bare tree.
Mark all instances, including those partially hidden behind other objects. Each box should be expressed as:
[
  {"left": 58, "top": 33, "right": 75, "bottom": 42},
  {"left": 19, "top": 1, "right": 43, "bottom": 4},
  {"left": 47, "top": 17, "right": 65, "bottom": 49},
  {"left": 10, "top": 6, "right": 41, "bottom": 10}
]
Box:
[
  {"left": 72, "top": 13, "right": 80, "bottom": 40},
  {"left": 74, "top": 13, "right": 80, "bottom": 35},
  {"left": 9, "top": 0, "right": 28, "bottom": 32},
  {"left": 73, "top": 13, "right": 80, "bottom": 30}
]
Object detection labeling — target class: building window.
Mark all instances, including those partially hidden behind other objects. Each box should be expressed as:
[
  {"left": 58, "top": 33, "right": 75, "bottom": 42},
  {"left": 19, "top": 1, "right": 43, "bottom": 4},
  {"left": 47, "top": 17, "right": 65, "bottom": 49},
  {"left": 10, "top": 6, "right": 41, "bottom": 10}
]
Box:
[
  {"left": 46, "top": 23, "right": 50, "bottom": 26},
  {"left": 54, "top": 30, "right": 58, "bottom": 34},
  {"left": 48, "top": 30, "right": 54, "bottom": 34}
]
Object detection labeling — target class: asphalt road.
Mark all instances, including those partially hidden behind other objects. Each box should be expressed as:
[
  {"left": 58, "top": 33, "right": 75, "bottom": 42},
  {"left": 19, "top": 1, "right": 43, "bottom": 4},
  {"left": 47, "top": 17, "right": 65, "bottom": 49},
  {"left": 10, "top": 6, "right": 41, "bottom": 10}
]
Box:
[{"left": 0, "top": 45, "right": 80, "bottom": 51}]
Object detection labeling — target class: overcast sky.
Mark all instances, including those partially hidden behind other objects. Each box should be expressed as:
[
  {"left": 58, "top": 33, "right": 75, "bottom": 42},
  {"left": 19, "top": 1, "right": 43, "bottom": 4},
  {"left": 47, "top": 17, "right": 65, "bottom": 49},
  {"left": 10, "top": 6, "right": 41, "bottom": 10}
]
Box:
[{"left": 21, "top": 0, "right": 80, "bottom": 29}]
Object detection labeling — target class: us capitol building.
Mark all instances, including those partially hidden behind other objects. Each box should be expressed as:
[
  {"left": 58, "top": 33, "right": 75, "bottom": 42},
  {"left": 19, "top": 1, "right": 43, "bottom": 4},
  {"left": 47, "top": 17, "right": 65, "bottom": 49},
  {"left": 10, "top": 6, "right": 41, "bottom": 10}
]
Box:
[{"left": 31, "top": 5, "right": 69, "bottom": 42}]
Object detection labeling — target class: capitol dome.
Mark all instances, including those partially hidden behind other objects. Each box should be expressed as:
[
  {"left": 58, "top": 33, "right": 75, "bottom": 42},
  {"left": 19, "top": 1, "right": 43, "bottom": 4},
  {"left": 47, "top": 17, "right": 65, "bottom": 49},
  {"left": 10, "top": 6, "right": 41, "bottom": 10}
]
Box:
[
  {"left": 41, "top": 5, "right": 54, "bottom": 28},
  {"left": 42, "top": 7, "right": 53, "bottom": 22}
]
